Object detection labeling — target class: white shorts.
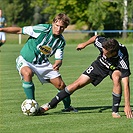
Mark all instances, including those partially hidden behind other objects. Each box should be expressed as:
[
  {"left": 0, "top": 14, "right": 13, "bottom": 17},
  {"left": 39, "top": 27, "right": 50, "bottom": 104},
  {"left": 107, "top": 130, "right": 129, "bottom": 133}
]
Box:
[
  {"left": 0, "top": 32, "right": 6, "bottom": 40},
  {"left": 16, "top": 55, "right": 61, "bottom": 84}
]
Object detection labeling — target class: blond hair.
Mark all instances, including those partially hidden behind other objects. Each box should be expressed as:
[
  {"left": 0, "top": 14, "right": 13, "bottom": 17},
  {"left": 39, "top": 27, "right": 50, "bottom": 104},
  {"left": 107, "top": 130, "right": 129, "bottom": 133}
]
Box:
[{"left": 53, "top": 13, "right": 70, "bottom": 28}]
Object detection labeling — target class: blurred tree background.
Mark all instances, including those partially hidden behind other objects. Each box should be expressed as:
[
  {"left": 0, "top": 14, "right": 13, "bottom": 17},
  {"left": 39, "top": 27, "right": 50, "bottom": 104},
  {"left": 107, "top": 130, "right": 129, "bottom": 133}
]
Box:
[{"left": 0, "top": 0, "right": 133, "bottom": 38}]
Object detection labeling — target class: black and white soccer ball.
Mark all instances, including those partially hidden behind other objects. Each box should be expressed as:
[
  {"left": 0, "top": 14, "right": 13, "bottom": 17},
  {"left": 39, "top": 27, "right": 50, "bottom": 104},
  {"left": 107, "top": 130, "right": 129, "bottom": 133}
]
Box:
[{"left": 21, "top": 99, "right": 39, "bottom": 116}]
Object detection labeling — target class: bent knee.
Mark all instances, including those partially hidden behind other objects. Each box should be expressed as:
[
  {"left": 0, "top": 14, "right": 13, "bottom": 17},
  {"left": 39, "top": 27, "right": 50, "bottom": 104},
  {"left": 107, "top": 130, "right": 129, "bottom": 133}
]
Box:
[
  {"left": 112, "top": 75, "right": 121, "bottom": 82},
  {"left": 23, "top": 71, "right": 33, "bottom": 77},
  {"left": 56, "top": 82, "right": 66, "bottom": 90},
  {"left": 2, "top": 40, "right": 6, "bottom": 43},
  {"left": 112, "top": 71, "right": 121, "bottom": 81},
  {"left": 21, "top": 67, "right": 33, "bottom": 81}
]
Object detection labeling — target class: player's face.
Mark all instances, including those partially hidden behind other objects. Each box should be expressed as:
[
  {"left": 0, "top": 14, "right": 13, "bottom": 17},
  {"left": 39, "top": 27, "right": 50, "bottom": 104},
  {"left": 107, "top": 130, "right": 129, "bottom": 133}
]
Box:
[
  {"left": 102, "top": 48, "right": 117, "bottom": 58},
  {"left": 52, "top": 20, "right": 66, "bottom": 36}
]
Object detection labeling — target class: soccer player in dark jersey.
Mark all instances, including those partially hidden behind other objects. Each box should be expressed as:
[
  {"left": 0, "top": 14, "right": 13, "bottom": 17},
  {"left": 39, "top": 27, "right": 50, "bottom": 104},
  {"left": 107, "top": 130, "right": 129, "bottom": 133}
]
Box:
[
  {"left": 40, "top": 35, "right": 133, "bottom": 118},
  {"left": 0, "top": 13, "right": 77, "bottom": 112}
]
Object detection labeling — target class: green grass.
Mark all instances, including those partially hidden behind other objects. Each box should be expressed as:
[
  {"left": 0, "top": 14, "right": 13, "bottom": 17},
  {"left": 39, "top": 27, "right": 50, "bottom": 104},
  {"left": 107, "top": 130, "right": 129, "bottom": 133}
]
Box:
[{"left": 0, "top": 42, "right": 133, "bottom": 133}]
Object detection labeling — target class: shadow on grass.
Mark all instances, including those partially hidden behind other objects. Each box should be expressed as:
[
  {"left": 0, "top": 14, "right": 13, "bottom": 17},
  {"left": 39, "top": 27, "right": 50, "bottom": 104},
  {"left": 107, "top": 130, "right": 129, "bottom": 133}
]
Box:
[
  {"left": 39, "top": 105, "right": 133, "bottom": 116},
  {"left": 72, "top": 105, "right": 133, "bottom": 113},
  {"left": 76, "top": 105, "right": 112, "bottom": 113}
]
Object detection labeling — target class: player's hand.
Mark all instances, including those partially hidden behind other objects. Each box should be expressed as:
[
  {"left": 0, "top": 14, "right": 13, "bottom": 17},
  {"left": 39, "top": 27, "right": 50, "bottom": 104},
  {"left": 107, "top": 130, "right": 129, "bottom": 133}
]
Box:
[
  {"left": 76, "top": 43, "right": 86, "bottom": 51},
  {"left": 124, "top": 106, "right": 133, "bottom": 118},
  {"left": 53, "top": 64, "right": 59, "bottom": 71}
]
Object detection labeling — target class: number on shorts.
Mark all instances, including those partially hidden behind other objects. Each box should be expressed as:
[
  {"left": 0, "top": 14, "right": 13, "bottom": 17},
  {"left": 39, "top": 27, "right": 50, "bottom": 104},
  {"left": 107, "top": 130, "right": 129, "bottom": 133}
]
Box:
[{"left": 86, "top": 66, "right": 94, "bottom": 74}]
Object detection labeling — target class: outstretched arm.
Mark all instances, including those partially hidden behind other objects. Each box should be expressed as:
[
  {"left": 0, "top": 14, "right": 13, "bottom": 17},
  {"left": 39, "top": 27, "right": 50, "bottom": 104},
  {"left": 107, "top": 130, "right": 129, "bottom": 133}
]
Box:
[
  {"left": 122, "top": 77, "right": 133, "bottom": 118},
  {"left": 76, "top": 35, "right": 98, "bottom": 51},
  {"left": 0, "top": 27, "right": 22, "bottom": 34}
]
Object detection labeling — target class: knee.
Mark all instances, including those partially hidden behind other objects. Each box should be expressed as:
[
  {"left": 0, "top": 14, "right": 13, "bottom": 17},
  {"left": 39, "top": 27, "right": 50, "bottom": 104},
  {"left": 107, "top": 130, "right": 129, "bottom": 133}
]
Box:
[
  {"left": 2, "top": 40, "right": 6, "bottom": 43},
  {"left": 113, "top": 76, "right": 121, "bottom": 83},
  {"left": 112, "top": 75, "right": 122, "bottom": 89},
  {"left": 21, "top": 68, "right": 33, "bottom": 81},
  {"left": 56, "top": 81, "right": 66, "bottom": 90},
  {"left": 112, "top": 71, "right": 121, "bottom": 84},
  {"left": 23, "top": 71, "right": 32, "bottom": 77}
]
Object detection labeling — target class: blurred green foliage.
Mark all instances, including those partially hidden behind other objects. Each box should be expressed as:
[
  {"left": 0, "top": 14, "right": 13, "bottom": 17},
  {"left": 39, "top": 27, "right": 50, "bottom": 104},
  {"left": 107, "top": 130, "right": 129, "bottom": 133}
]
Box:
[{"left": 0, "top": 0, "right": 133, "bottom": 38}]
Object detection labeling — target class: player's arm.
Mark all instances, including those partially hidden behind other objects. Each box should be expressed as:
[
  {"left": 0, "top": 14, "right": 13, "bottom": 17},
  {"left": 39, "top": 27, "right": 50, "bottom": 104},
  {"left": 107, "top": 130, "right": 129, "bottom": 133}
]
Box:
[
  {"left": 53, "top": 60, "right": 62, "bottom": 71},
  {"left": 122, "top": 77, "right": 133, "bottom": 118},
  {"left": 0, "top": 27, "right": 22, "bottom": 34},
  {"left": 76, "top": 35, "right": 98, "bottom": 50}
]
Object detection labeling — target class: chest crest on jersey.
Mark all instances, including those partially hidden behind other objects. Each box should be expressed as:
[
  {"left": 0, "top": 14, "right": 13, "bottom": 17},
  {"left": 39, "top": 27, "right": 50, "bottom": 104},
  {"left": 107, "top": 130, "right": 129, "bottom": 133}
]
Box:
[{"left": 39, "top": 45, "right": 52, "bottom": 55}]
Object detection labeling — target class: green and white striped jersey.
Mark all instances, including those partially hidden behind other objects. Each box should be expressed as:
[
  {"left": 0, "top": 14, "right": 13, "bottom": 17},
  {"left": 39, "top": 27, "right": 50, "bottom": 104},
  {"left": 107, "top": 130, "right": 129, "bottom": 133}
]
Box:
[{"left": 20, "top": 24, "right": 66, "bottom": 64}]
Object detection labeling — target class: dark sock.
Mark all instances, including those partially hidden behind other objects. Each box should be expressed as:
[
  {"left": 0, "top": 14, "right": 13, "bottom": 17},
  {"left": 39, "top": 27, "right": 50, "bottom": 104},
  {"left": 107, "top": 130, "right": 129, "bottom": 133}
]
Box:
[
  {"left": 0, "top": 42, "right": 4, "bottom": 47},
  {"left": 112, "top": 92, "right": 122, "bottom": 112},
  {"left": 58, "top": 90, "right": 71, "bottom": 109},
  {"left": 62, "top": 96, "right": 71, "bottom": 109},
  {"left": 49, "top": 87, "right": 71, "bottom": 108}
]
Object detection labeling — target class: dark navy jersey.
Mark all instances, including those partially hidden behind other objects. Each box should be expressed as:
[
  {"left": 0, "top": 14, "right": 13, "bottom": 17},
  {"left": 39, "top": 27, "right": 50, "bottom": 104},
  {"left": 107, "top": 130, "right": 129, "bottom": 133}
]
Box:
[
  {"left": 0, "top": 16, "right": 6, "bottom": 28},
  {"left": 94, "top": 36, "right": 130, "bottom": 72}
]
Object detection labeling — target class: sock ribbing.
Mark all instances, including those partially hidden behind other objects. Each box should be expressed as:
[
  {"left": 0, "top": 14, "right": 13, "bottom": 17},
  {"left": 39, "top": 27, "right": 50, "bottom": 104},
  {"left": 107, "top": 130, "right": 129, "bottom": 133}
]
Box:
[{"left": 112, "top": 92, "right": 122, "bottom": 112}]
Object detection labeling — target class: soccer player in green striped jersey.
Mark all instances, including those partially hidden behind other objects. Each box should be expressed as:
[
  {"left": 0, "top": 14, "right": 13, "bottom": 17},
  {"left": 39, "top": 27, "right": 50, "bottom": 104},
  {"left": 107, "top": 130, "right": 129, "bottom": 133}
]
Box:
[{"left": 0, "top": 13, "right": 77, "bottom": 112}]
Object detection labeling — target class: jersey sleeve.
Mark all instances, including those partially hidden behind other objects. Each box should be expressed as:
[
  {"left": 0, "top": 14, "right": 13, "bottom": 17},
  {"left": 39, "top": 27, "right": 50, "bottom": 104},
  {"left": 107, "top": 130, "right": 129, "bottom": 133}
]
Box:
[
  {"left": 94, "top": 36, "right": 107, "bottom": 52},
  {"left": 54, "top": 41, "right": 66, "bottom": 60},
  {"left": 54, "top": 49, "right": 64, "bottom": 60},
  {"left": 22, "top": 26, "right": 41, "bottom": 38},
  {"left": 22, "top": 24, "right": 51, "bottom": 38},
  {"left": 117, "top": 45, "right": 131, "bottom": 77}
]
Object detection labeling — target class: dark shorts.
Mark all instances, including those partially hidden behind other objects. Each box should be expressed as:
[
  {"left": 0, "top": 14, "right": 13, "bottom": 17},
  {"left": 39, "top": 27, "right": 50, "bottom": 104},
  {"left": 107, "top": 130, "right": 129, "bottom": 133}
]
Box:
[{"left": 83, "top": 60, "right": 130, "bottom": 86}]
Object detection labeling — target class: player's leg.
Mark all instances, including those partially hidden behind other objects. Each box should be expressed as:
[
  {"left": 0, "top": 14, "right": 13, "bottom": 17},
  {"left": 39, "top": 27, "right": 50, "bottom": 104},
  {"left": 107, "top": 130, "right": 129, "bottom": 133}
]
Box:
[
  {"left": 111, "top": 70, "right": 122, "bottom": 118},
  {"left": 50, "top": 76, "right": 77, "bottom": 112},
  {"left": 0, "top": 33, "right": 3, "bottom": 49},
  {"left": 0, "top": 41, "right": 4, "bottom": 46},
  {"left": 21, "top": 66, "right": 35, "bottom": 99},
  {"left": 16, "top": 56, "right": 35, "bottom": 99},
  {"left": 0, "top": 32, "right": 6, "bottom": 47},
  {"left": 40, "top": 62, "right": 105, "bottom": 113},
  {"left": 40, "top": 74, "right": 91, "bottom": 112}
]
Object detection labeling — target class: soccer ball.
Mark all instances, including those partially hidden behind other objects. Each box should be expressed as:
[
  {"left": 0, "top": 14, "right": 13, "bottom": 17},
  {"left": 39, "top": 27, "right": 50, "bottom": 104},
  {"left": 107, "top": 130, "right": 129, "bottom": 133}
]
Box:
[{"left": 21, "top": 99, "right": 39, "bottom": 116}]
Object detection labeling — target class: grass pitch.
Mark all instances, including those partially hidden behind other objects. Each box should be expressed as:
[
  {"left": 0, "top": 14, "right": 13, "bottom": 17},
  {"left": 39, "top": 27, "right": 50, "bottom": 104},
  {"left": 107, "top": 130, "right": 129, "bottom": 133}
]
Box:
[{"left": 0, "top": 40, "right": 133, "bottom": 133}]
